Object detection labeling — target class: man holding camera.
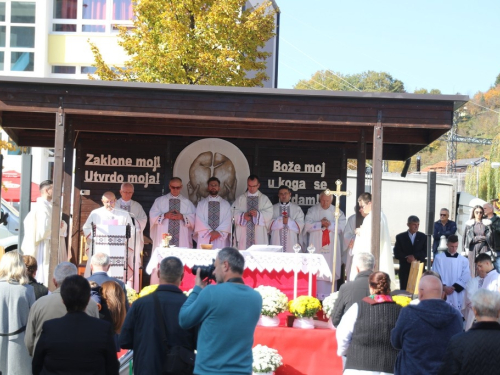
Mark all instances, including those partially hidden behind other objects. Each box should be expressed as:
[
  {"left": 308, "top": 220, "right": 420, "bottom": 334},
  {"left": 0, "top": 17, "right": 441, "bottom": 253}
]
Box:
[{"left": 179, "top": 247, "right": 262, "bottom": 375}]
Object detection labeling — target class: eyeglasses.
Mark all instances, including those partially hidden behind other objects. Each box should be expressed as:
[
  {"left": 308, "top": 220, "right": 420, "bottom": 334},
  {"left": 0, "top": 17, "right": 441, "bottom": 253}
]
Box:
[
  {"left": 170, "top": 186, "right": 182, "bottom": 190},
  {"left": 440, "top": 214, "right": 448, "bottom": 216},
  {"left": 474, "top": 211, "right": 483, "bottom": 214}
]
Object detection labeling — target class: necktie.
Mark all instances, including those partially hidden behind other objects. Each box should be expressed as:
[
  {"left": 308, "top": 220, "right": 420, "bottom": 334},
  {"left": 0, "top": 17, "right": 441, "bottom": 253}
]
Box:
[
  {"left": 280, "top": 204, "right": 290, "bottom": 251},
  {"left": 168, "top": 198, "right": 181, "bottom": 246},
  {"left": 208, "top": 201, "right": 220, "bottom": 231},
  {"left": 246, "top": 196, "right": 259, "bottom": 248}
]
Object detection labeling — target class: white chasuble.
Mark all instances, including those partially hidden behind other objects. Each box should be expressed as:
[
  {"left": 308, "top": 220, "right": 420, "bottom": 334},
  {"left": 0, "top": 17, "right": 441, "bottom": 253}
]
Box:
[
  {"left": 233, "top": 191, "right": 273, "bottom": 250},
  {"left": 270, "top": 202, "right": 305, "bottom": 252},
  {"left": 464, "top": 269, "right": 500, "bottom": 330},
  {"left": 194, "top": 195, "right": 232, "bottom": 249}
]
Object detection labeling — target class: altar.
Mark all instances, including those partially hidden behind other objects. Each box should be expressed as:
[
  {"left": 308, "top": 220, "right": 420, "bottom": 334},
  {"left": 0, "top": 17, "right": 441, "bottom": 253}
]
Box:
[{"left": 146, "top": 248, "right": 332, "bottom": 299}]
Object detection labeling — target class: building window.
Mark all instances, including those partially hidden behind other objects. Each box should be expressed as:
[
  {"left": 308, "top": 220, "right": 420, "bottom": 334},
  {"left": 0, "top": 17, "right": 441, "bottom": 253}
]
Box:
[
  {"left": 10, "top": 26, "right": 34, "bottom": 47},
  {"left": 0, "top": 3, "right": 5, "bottom": 22},
  {"left": 81, "top": 66, "right": 96, "bottom": 73},
  {"left": 0, "top": 51, "right": 4, "bottom": 70},
  {"left": 11, "top": 51, "right": 33, "bottom": 71},
  {"left": 52, "top": 0, "right": 133, "bottom": 34},
  {"left": 52, "top": 65, "right": 76, "bottom": 74},
  {"left": 11, "top": 1, "right": 35, "bottom": 23}
]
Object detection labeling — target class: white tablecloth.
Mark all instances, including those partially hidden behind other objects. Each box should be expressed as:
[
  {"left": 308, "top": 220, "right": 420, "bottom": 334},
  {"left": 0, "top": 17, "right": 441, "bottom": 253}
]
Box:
[{"left": 146, "top": 247, "right": 332, "bottom": 280}]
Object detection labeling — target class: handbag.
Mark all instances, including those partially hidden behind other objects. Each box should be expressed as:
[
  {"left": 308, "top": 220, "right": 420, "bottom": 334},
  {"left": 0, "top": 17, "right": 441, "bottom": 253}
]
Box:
[{"left": 153, "top": 292, "right": 195, "bottom": 375}]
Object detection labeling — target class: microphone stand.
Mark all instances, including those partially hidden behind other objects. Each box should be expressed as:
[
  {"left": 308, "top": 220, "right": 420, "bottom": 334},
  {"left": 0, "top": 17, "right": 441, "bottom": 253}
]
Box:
[
  {"left": 231, "top": 206, "right": 236, "bottom": 248},
  {"left": 90, "top": 222, "right": 95, "bottom": 276},
  {"left": 125, "top": 224, "right": 131, "bottom": 283}
]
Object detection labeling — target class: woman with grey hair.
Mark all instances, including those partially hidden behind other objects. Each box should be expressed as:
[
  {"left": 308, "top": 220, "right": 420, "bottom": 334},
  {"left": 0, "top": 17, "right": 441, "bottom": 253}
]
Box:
[
  {"left": 438, "top": 289, "right": 500, "bottom": 375},
  {"left": 0, "top": 251, "right": 36, "bottom": 375}
]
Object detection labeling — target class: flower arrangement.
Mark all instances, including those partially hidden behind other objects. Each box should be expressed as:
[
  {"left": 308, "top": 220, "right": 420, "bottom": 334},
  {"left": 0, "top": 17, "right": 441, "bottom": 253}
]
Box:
[
  {"left": 322, "top": 291, "right": 339, "bottom": 319},
  {"left": 392, "top": 295, "right": 412, "bottom": 308},
  {"left": 162, "top": 233, "right": 172, "bottom": 247},
  {"left": 125, "top": 285, "right": 138, "bottom": 305},
  {"left": 252, "top": 345, "right": 283, "bottom": 374},
  {"left": 255, "top": 286, "right": 288, "bottom": 317},
  {"left": 138, "top": 284, "right": 158, "bottom": 298},
  {"left": 288, "top": 295, "right": 321, "bottom": 318}
]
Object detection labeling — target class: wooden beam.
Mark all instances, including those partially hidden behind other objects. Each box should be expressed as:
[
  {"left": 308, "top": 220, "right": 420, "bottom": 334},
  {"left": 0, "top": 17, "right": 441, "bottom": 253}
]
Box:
[
  {"left": 62, "top": 119, "right": 74, "bottom": 261},
  {"left": 48, "top": 101, "right": 65, "bottom": 291},
  {"left": 356, "top": 130, "right": 366, "bottom": 227},
  {"left": 371, "top": 110, "right": 383, "bottom": 271}
]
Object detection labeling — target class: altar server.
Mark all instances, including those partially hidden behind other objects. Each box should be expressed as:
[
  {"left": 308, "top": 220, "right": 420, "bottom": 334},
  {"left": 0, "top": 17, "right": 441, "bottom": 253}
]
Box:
[
  {"left": 305, "top": 192, "right": 346, "bottom": 297},
  {"left": 82, "top": 191, "right": 134, "bottom": 278},
  {"left": 22, "top": 180, "right": 68, "bottom": 286},
  {"left": 150, "top": 177, "right": 196, "bottom": 249},
  {"left": 432, "top": 235, "right": 470, "bottom": 314},
  {"left": 270, "top": 185, "right": 305, "bottom": 252},
  {"left": 116, "top": 183, "right": 147, "bottom": 290},
  {"left": 194, "top": 177, "right": 232, "bottom": 249},
  {"left": 233, "top": 175, "right": 273, "bottom": 250}
]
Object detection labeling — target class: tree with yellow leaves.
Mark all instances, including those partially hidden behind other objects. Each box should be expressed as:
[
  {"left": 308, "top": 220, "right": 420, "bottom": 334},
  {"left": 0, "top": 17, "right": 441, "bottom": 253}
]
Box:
[{"left": 90, "top": 0, "right": 277, "bottom": 87}]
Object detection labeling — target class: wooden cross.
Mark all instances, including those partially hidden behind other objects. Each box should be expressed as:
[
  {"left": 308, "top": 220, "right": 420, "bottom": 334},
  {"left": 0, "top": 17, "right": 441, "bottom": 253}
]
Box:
[{"left": 325, "top": 179, "right": 350, "bottom": 293}]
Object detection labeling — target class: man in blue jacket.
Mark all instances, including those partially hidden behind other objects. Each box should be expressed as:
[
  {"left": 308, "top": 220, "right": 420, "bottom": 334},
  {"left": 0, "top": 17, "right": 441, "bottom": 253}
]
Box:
[
  {"left": 179, "top": 247, "right": 262, "bottom": 375},
  {"left": 391, "top": 274, "right": 463, "bottom": 375}
]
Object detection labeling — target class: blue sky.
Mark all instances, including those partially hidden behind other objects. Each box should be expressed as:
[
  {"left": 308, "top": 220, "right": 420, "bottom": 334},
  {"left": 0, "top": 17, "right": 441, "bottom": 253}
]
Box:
[{"left": 277, "top": 0, "right": 500, "bottom": 96}]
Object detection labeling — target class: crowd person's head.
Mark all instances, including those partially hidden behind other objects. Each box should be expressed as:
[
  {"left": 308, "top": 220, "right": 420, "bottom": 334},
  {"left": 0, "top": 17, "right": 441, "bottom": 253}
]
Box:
[
  {"left": 158, "top": 256, "right": 184, "bottom": 286},
  {"left": 354, "top": 252, "right": 375, "bottom": 273},
  {"left": 40, "top": 179, "right": 53, "bottom": 201},
  {"left": 483, "top": 203, "right": 494, "bottom": 219},
  {"left": 439, "top": 208, "right": 450, "bottom": 223},
  {"left": 53, "top": 261, "right": 78, "bottom": 288},
  {"left": 207, "top": 177, "right": 220, "bottom": 197},
  {"left": 407, "top": 215, "right": 420, "bottom": 234},
  {"left": 447, "top": 235, "right": 459, "bottom": 255},
  {"left": 169, "top": 177, "right": 183, "bottom": 197},
  {"left": 475, "top": 253, "right": 494, "bottom": 278},
  {"left": 90, "top": 252, "right": 110, "bottom": 273},
  {"left": 471, "top": 205, "right": 485, "bottom": 221},
  {"left": 101, "top": 280, "right": 126, "bottom": 334},
  {"left": 101, "top": 191, "right": 116, "bottom": 212},
  {"left": 368, "top": 271, "right": 391, "bottom": 295},
  {"left": 418, "top": 275, "right": 443, "bottom": 301},
  {"left": 23, "top": 254, "right": 38, "bottom": 280},
  {"left": 358, "top": 192, "right": 372, "bottom": 216},
  {"left": 319, "top": 192, "right": 333, "bottom": 210},
  {"left": 0, "top": 250, "right": 29, "bottom": 285},
  {"left": 278, "top": 185, "right": 292, "bottom": 204},
  {"left": 247, "top": 175, "right": 260, "bottom": 194},
  {"left": 119, "top": 182, "right": 135, "bottom": 202},
  {"left": 471, "top": 289, "right": 500, "bottom": 321},
  {"left": 61, "top": 275, "right": 91, "bottom": 313},
  {"left": 214, "top": 247, "right": 245, "bottom": 284}
]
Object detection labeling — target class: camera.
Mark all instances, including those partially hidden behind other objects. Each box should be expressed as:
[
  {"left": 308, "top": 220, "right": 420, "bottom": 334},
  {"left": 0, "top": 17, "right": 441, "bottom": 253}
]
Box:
[{"left": 192, "top": 259, "right": 216, "bottom": 282}]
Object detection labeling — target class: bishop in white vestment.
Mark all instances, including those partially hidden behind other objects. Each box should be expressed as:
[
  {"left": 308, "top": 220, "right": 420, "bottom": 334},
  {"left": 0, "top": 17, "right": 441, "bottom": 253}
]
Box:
[
  {"left": 305, "top": 193, "right": 346, "bottom": 297},
  {"left": 149, "top": 177, "right": 196, "bottom": 250},
  {"left": 432, "top": 236, "right": 470, "bottom": 314},
  {"left": 233, "top": 176, "right": 273, "bottom": 250},
  {"left": 116, "top": 183, "right": 148, "bottom": 290},
  {"left": 82, "top": 192, "right": 135, "bottom": 278},
  {"left": 270, "top": 185, "right": 305, "bottom": 252},
  {"left": 194, "top": 177, "right": 232, "bottom": 249},
  {"left": 342, "top": 212, "right": 357, "bottom": 282}
]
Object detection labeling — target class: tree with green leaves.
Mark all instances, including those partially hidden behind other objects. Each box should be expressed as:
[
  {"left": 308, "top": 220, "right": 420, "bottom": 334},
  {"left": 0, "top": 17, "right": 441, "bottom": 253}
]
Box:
[
  {"left": 90, "top": 0, "right": 277, "bottom": 86},
  {"left": 414, "top": 88, "right": 442, "bottom": 95},
  {"left": 294, "top": 70, "right": 405, "bottom": 93}
]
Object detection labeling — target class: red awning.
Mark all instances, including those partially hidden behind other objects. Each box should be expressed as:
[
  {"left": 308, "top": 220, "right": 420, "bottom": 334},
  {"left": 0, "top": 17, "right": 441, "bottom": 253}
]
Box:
[{"left": 1, "top": 170, "right": 39, "bottom": 202}]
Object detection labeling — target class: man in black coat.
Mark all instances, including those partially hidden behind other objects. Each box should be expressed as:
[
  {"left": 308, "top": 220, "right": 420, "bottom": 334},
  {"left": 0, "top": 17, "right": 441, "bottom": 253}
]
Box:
[
  {"left": 119, "top": 256, "right": 197, "bottom": 375},
  {"left": 32, "top": 275, "right": 119, "bottom": 375},
  {"left": 438, "top": 288, "right": 500, "bottom": 375},
  {"left": 332, "top": 252, "right": 374, "bottom": 327},
  {"left": 394, "top": 215, "right": 427, "bottom": 290}
]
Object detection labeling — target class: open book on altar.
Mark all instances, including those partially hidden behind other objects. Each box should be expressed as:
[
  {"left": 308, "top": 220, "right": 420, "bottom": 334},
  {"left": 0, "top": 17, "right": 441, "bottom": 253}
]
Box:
[
  {"left": 246, "top": 245, "right": 283, "bottom": 252},
  {"left": 92, "top": 224, "right": 127, "bottom": 281}
]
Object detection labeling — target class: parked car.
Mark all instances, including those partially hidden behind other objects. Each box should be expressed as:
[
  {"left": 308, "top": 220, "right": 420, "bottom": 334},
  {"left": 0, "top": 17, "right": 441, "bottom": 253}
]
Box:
[{"left": 0, "top": 199, "right": 20, "bottom": 252}]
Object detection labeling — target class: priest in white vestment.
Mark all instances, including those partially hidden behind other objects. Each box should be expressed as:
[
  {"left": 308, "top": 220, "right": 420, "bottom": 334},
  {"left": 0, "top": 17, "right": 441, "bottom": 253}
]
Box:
[
  {"left": 233, "top": 175, "right": 273, "bottom": 250},
  {"left": 21, "top": 179, "right": 67, "bottom": 286},
  {"left": 463, "top": 253, "right": 500, "bottom": 330},
  {"left": 342, "top": 210, "right": 359, "bottom": 282},
  {"left": 149, "top": 177, "right": 196, "bottom": 250},
  {"left": 350, "top": 193, "right": 397, "bottom": 291},
  {"left": 305, "top": 192, "right": 346, "bottom": 298},
  {"left": 116, "top": 182, "right": 148, "bottom": 291},
  {"left": 194, "top": 177, "right": 232, "bottom": 249},
  {"left": 270, "top": 185, "right": 305, "bottom": 252},
  {"left": 432, "top": 235, "right": 470, "bottom": 314},
  {"left": 82, "top": 191, "right": 135, "bottom": 278}
]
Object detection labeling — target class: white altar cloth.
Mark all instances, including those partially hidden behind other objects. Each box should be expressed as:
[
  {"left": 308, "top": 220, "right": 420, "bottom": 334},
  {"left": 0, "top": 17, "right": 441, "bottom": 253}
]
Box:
[{"left": 146, "top": 247, "right": 332, "bottom": 280}]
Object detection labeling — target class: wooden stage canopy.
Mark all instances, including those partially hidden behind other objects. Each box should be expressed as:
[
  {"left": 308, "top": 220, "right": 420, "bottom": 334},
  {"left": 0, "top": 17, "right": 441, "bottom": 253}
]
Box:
[{"left": 0, "top": 76, "right": 468, "bottom": 287}]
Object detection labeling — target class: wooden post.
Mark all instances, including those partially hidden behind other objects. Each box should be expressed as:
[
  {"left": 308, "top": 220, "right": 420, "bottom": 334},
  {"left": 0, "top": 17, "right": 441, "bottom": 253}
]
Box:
[
  {"left": 18, "top": 151, "right": 32, "bottom": 249},
  {"left": 61, "top": 120, "right": 74, "bottom": 261},
  {"left": 371, "top": 111, "right": 383, "bottom": 271},
  {"left": 356, "top": 130, "right": 366, "bottom": 227},
  {"left": 48, "top": 101, "right": 65, "bottom": 291}
]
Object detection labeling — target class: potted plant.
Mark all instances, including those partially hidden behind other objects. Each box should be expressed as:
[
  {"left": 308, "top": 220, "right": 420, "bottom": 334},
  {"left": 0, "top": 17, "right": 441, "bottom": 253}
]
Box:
[
  {"left": 255, "top": 285, "right": 288, "bottom": 327},
  {"left": 322, "top": 291, "right": 339, "bottom": 329},
  {"left": 252, "top": 344, "right": 283, "bottom": 375},
  {"left": 288, "top": 295, "right": 321, "bottom": 329}
]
